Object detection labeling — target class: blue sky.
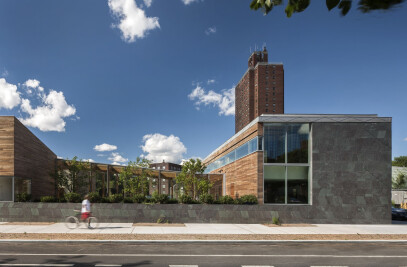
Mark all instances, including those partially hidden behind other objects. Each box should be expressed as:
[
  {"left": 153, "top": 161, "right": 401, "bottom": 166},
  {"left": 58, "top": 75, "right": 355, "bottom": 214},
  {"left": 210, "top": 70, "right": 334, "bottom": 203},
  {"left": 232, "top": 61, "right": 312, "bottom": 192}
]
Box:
[{"left": 0, "top": 0, "right": 406, "bottom": 164}]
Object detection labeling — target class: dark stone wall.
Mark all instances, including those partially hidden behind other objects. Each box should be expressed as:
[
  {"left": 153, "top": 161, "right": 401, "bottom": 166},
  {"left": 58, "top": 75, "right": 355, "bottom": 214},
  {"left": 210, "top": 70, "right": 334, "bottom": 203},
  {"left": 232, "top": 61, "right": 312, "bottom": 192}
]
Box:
[{"left": 310, "top": 122, "right": 392, "bottom": 224}]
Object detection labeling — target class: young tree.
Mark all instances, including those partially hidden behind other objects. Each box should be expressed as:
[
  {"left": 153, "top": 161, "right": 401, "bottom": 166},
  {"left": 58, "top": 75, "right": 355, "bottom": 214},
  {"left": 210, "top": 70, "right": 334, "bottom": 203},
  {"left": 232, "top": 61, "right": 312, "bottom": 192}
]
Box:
[
  {"left": 250, "top": 0, "right": 405, "bottom": 17},
  {"left": 393, "top": 173, "right": 407, "bottom": 189},
  {"left": 56, "top": 156, "right": 90, "bottom": 194},
  {"left": 119, "top": 157, "right": 152, "bottom": 197},
  {"left": 176, "top": 158, "right": 211, "bottom": 200},
  {"left": 392, "top": 156, "right": 407, "bottom": 167}
]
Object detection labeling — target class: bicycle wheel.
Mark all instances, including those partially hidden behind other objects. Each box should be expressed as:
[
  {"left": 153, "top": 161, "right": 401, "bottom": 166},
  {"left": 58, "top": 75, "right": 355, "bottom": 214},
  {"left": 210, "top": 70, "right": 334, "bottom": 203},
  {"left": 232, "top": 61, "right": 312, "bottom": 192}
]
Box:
[
  {"left": 64, "top": 216, "right": 79, "bottom": 229},
  {"left": 87, "top": 217, "right": 99, "bottom": 229}
]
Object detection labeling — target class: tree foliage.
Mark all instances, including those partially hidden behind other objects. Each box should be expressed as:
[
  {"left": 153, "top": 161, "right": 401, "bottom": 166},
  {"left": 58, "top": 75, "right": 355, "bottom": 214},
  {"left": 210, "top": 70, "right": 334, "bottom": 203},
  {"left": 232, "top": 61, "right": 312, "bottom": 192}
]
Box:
[
  {"left": 119, "top": 157, "right": 152, "bottom": 197},
  {"left": 392, "top": 156, "right": 407, "bottom": 167},
  {"left": 250, "top": 0, "right": 405, "bottom": 17},
  {"left": 176, "top": 158, "right": 211, "bottom": 200},
  {"left": 393, "top": 173, "right": 407, "bottom": 189},
  {"left": 56, "top": 156, "right": 90, "bottom": 194}
]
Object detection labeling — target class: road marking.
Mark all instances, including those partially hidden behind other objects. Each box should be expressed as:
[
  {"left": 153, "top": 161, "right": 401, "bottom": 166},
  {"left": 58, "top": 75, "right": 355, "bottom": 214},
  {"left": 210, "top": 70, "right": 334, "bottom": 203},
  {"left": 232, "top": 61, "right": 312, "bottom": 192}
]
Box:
[
  {"left": 0, "top": 265, "right": 74, "bottom": 266},
  {"left": 0, "top": 253, "right": 407, "bottom": 258},
  {"left": 169, "top": 265, "right": 199, "bottom": 267}
]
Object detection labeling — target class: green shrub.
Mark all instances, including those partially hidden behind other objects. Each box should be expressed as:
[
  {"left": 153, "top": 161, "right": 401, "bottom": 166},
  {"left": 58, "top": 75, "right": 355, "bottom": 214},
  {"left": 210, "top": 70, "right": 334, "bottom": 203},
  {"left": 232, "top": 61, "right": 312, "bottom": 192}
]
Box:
[
  {"left": 88, "top": 192, "right": 101, "bottom": 203},
  {"left": 133, "top": 194, "right": 146, "bottom": 203},
  {"left": 15, "top": 193, "right": 31, "bottom": 202},
  {"left": 157, "top": 216, "right": 168, "bottom": 224},
  {"left": 64, "top": 193, "right": 82, "bottom": 203},
  {"left": 179, "top": 194, "right": 194, "bottom": 204},
  {"left": 152, "top": 192, "right": 169, "bottom": 204},
  {"left": 199, "top": 193, "right": 214, "bottom": 204},
  {"left": 219, "top": 195, "right": 234, "bottom": 204},
  {"left": 272, "top": 216, "right": 280, "bottom": 226},
  {"left": 100, "top": 197, "right": 110, "bottom": 203},
  {"left": 40, "top": 196, "right": 56, "bottom": 202},
  {"left": 167, "top": 198, "right": 179, "bottom": 204},
  {"left": 123, "top": 197, "right": 133, "bottom": 203},
  {"left": 108, "top": 194, "right": 124, "bottom": 203},
  {"left": 239, "top": 194, "right": 258, "bottom": 205}
]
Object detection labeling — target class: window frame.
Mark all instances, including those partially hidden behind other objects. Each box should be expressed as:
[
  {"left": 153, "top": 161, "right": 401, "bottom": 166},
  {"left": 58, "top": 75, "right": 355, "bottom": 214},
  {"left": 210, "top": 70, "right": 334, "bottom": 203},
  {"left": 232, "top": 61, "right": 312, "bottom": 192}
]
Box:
[{"left": 263, "top": 123, "right": 312, "bottom": 205}]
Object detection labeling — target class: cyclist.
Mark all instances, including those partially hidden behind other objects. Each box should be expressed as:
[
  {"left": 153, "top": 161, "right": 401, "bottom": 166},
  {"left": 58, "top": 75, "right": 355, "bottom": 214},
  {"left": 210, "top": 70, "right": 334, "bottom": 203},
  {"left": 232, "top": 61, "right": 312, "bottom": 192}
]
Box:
[{"left": 81, "top": 194, "right": 91, "bottom": 222}]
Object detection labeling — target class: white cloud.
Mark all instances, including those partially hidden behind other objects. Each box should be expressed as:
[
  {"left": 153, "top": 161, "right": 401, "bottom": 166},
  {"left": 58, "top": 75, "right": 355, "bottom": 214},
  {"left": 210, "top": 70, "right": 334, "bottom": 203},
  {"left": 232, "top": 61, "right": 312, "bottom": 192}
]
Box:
[
  {"left": 19, "top": 89, "right": 76, "bottom": 132},
  {"left": 108, "top": 0, "right": 160, "bottom": 43},
  {"left": 205, "top": 26, "right": 216, "bottom": 35},
  {"left": 84, "top": 159, "right": 95, "bottom": 163},
  {"left": 404, "top": 137, "right": 407, "bottom": 141},
  {"left": 188, "top": 85, "right": 235, "bottom": 116},
  {"left": 181, "top": 0, "right": 200, "bottom": 5},
  {"left": 24, "top": 79, "right": 40, "bottom": 89},
  {"left": 0, "top": 78, "right": 21, "bottom": 110},
  {"left": 112, "top": 161, "right": 125, "bottom": 166},
  {"left": 108, "top": 152, "right": 128, "bottom": 163},
  {"left": 94, "top": 143, "right": 118, "bottom": 152},
  {"left": 207, "top": 79, "right": 215, "bottom": 84},
  {"left": 141, "top": 133, "right": 187, "bottom": 164},
  {"left": 1, "top": 69, "right": 9, "bottom": 77},
  {"left": 143, "top": 0, "right": 153, "bottom": 7},
  {"left": 180, "top": 156, "right": 202, "bottom": 165}
]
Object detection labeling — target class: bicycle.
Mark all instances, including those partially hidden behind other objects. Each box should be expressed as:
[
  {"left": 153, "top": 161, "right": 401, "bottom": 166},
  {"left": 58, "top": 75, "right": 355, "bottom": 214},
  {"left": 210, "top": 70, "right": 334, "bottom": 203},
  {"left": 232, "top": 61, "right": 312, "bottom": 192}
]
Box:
[{"left": 64, "top": 210, "right": 99, "bottom": 229}]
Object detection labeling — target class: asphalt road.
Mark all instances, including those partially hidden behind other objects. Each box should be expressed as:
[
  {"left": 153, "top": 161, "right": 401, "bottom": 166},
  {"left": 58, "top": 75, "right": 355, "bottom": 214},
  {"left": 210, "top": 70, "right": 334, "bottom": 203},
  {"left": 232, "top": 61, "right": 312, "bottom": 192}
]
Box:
[{"left": 0, "top": 241, "right": 406, "bottom": 267}]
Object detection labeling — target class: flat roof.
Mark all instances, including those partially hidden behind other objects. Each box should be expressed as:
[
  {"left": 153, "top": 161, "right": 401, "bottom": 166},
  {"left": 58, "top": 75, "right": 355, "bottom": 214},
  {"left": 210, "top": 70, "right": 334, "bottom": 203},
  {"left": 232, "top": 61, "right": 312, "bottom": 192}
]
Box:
[{"left": 204, "top": 114, "right": 392, "bottom": 162}]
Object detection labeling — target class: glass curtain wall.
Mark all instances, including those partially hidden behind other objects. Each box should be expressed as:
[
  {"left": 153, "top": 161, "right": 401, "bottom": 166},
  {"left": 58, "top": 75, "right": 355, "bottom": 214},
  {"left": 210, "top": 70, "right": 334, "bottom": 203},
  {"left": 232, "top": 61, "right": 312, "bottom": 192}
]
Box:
[
  {"left": 0, "top": 176, "right": 13, "bottom": 201},
  {"left": 264, "top": 123, "right": 310, "bottom": 204}
]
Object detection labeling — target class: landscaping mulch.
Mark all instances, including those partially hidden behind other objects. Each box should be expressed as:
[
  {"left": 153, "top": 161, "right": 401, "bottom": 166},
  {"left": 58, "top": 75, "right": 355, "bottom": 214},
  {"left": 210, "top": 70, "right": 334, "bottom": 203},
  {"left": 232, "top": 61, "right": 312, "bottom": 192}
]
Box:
[{"left": 1, "top": 233, "right": 407, "bottom": 240}]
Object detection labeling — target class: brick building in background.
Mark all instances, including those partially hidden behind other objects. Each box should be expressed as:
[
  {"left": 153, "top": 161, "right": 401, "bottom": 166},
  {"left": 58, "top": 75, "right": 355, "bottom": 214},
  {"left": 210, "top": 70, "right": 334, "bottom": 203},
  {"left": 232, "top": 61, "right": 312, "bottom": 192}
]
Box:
[{"left": 235, "top": 47, "right": 284, "bottom": 133}]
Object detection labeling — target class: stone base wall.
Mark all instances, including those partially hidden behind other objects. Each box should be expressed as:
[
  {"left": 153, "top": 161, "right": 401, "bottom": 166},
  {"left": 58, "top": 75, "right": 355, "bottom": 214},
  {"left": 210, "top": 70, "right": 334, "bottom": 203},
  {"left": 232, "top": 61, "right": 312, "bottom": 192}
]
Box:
[{"left": 0, "top": 202, "right": 391, "bottom": 224}]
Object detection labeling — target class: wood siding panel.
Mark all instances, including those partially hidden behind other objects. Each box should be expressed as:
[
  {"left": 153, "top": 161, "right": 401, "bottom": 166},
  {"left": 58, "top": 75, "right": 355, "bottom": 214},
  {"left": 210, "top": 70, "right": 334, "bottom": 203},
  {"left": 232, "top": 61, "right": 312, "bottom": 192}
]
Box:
[
  {"left": 13, "top": 118, "right": 57, "bottom": 199},
  {"left": 0, "top": 117, "right": 14, "bottom": 176}
]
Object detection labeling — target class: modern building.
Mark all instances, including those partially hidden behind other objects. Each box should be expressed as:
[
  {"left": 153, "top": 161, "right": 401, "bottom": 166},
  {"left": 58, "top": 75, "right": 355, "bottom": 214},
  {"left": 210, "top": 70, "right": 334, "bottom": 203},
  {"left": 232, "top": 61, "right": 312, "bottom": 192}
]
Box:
[
  {"left": 203, "top": 114, "right": 392, "bottom": 223},
  {"left": 235, "top": 47, "right": 284, "bottom": 133},
  {"left": 0, "top": 116, "right": 222, "bottom": 201},
  {"left": 150, "top": 161, "right": 182, "bottom": 171},
  {"left": 0, "top": 116, "right": 57, "bottom": 201}
]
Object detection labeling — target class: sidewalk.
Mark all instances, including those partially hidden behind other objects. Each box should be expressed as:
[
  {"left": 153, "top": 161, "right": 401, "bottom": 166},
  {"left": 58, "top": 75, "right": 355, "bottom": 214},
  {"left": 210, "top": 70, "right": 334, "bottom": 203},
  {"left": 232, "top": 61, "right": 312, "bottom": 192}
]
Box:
[{"left": 0, "top": 222, "right": 406, "bottom": 235}]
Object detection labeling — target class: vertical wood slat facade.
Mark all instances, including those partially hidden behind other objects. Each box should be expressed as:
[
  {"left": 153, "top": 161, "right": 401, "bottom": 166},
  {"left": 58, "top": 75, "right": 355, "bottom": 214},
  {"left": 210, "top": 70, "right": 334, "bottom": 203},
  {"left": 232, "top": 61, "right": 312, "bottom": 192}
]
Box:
[{"left": 0, "top": 117, "right": 57, "bottom": 199}]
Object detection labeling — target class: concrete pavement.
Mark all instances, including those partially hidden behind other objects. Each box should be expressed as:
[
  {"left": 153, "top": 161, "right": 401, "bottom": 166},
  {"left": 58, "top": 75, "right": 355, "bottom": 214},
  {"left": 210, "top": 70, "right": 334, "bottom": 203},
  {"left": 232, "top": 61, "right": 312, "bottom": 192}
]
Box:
[{"left": 0, "top": 222, "right": 406, "bottom": 235}]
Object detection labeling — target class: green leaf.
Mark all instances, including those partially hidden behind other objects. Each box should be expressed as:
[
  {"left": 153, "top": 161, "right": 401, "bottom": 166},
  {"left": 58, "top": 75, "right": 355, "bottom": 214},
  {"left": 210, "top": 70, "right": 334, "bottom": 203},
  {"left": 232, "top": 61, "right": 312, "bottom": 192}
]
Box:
[
  {"left": 295, "top": 0, "right": 310, "bottom": 12},
  {"left": 338, "top": 0, "right": 352, "bottom": 15},
  {"left": 326, "top": 0, "right": 340, "bottom": 10},
  {"left": 285, "top": 4, "right": 295, "bottom": 17}
]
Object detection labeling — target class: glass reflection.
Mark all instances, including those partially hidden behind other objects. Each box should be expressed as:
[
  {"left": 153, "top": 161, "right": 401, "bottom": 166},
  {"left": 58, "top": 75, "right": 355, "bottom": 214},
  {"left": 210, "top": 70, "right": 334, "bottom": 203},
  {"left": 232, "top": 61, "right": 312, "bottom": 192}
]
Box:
[
  {"left": 264, "top": 166, "right": 285, "bottom": 203},
  {"left": 287, "top": 124, "right": 309, "bottom": 163},
  {"left": 264, "top": 124, "right": 285, "bottom": 163},
  {"left": 287, "top": 166, "right": 308, "bottom": 204}
]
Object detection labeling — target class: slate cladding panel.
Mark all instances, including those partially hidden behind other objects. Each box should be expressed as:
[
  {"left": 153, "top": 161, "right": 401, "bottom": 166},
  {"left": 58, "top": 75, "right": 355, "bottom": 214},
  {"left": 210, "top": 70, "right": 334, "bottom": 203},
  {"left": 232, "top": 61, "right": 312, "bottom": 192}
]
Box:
[{"left": 310, "top": 122, "right": 392, "bottom": 224}]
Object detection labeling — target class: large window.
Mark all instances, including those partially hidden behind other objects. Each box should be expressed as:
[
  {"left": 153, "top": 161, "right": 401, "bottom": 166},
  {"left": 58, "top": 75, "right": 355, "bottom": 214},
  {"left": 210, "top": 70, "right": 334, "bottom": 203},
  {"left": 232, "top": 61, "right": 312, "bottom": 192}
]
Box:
[
  {"left": 205, "top": 136, "right": 261, "bottom": 173},
  {"left": 0, "top": 176, "right": 13, "bottom": 201},
  {"left": 264, "top": 124, "right": 310, "bottom": 204}
]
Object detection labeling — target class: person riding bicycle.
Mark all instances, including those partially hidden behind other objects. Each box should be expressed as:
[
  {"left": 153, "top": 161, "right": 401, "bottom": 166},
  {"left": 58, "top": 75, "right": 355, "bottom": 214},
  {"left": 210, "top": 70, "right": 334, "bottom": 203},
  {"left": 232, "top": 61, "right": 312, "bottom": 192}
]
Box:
[{"left": 81, "top": 194, "right": 91, "bottom": 221}]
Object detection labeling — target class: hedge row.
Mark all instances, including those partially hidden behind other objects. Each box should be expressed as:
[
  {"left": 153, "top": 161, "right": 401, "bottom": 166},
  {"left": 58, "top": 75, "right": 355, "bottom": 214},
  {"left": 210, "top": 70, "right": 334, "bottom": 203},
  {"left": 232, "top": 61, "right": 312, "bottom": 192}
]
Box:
[{"left": 19, "top": 192, "right": 258, "bottom": 205}]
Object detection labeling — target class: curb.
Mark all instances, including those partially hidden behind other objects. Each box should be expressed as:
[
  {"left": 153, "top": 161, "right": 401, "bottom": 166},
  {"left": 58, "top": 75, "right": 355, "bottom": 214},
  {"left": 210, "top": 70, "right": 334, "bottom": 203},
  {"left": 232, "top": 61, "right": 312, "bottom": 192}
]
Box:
[{"left": 1, "top": 239, "right": 407, "bottom": 243}]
